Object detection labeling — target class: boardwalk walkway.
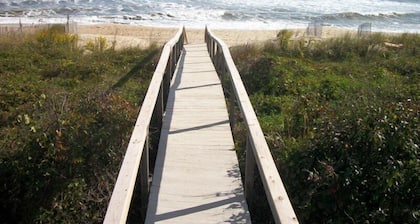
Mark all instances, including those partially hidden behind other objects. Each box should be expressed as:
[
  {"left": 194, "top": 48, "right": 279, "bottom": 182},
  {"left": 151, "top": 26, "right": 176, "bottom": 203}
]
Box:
[{"left": 144, "top": 44, "right": 251, "bottom": 223}]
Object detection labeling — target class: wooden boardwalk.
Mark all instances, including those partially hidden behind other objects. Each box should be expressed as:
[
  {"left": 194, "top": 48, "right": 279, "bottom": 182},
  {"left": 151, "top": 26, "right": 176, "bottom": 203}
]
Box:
[{"left": 144, "top": 44, "right": 251, "bottom": 223}]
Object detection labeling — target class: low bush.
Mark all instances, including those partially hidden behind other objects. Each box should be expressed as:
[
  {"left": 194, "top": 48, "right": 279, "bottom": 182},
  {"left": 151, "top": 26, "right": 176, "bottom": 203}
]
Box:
[
  {"left": 232, "top": 32, "right": 419, "bottom": 223},
  {"left": 0, "top": 28, "right": 159, "bottom": 223}
]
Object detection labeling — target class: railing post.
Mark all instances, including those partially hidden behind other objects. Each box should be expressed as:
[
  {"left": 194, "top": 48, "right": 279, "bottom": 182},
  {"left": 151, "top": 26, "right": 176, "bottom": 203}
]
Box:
[
  {"left": 183, "top": 26, "right": 188, "bottom": 45},
  {"left": 213, "top": 41, "right": 217, "bottom": 59},
  {"left": 173, "top": 48, "right": 177, "bottom": 70},
  {"left": 215, "top": 45, "right": 220, "bottom": 72},
  {"left": 153, "top": 82, "right": 164, "bottom": 127},
  {"left": 176, "top": 40, "right": 181, "bottom": 60},
  {"left": 229, "top": 83, "right": 236, "bottom": 131},
  {"left": 163, "top": 70, "right": 170, "bottom": 108},
  {"left": 139, "top": 134, "right": 150, "bottom": 218},
  {"left": 208, "top": 39, "right": 211, "bottom": 56},
  {"left": 205, "top": 26, "right": 208, "bottom": 43},
  {"left": 173, "top": 45, "right": 177, "bottom": 64},
  {"left": 169, "top": 52, "right": 174, "bottom": 79},
  {"left": 216, "top": 46, "right": 225, "bottom": 78},
  {"left": 212, "top": 40, "right": 215, "bottom": 58},
  {"left": 245, "top": 134, "right": 256, "bottom": 208}
]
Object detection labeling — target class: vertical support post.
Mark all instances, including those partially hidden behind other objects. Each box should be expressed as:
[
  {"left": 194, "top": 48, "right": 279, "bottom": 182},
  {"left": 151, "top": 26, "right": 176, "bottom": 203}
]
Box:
[
  {"left": 207, "top": 40, "right": 213, "bottom": 57},
  {"left": 229, "top": 83, "right": 236, "bottom": 132},
  {"left": 212, "top": 41, "right": 216, "bottom": 58},
  {"left": 163, "top": 70, "right": 170, "bottom": 109},
  {"left": 209, "top": 39, "right": 212, "bottom": 55},
  {"left": 139, "top": 134, "right": 150, "bottom": 218},
  {"left": 216, "top": 46, "right": 225, "bottom": 78},
  {"left": 216, "top": 55, "right": 222, "bottom": 78},
  {"left": 245, "top": 134, "right": 256, "bottom": 208},
  {"left": 157, "top": 83, "right": 164, "bottom": 123},
  {"left": 175, "top": 40, "right": 180, "bottom": 60},
  {"left": 205, "top": 27, "right": 208, "bottom": 44},
  {"left": 152, "top": 82, "right": 164, "bottom": 138},
  {"left": 175, "top": 44, "right": 178, "bottom": 61},
  {"left": 169, "top": 52, "right": 174, "bottom": 79},
  {"left": 213, "top": 42, "right": 217, "bottom": 59},
  {"left": 215, "top": 46, "right": 220, "bottom": 72},
  {"left": 173, "top": 48, "right": 177, "bottom": 69},
  {"left": 183, "top": 26, "right": 188, "bottom": 45}
]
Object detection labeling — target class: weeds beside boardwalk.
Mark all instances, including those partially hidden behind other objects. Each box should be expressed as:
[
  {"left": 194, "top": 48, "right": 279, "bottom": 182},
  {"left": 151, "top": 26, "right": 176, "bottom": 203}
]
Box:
[
  {"left": 0, "top": 28, "right": 159, "bottom": 223},
  {"left": 232, "top": 32, "right": 419, "bottom": 223},
  {"left": 1, "top": 26, "right": 418, "bottom": 223}
]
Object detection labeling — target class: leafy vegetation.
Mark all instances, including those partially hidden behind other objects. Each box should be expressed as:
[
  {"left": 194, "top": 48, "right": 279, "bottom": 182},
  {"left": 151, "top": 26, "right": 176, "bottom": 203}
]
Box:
[
  {"left": 2, "top": 26, "right": 418, "bottom": 224},
  {"left": 0, "top": 27, "right": 159, "bottom": 223},
  {"left": 232, "top": 31, "right": 419, "bottom": 223}
]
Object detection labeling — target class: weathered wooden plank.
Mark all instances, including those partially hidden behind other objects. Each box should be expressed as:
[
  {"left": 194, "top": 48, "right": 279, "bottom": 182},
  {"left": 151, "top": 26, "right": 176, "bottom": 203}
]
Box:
[{"left": 145, "top": 44, "right": 251, "bottom": 224}]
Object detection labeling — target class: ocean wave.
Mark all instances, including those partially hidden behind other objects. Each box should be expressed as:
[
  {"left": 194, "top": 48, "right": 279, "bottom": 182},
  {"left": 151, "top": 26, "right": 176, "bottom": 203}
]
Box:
[
  {"left": 315, "top": 11, "right": 420, "bottom": 22},
  {"left": 222, "top": 11, "right": 254, "bottom": 21},
  {"left": 0, "top": 0, "right": 418, "bottom": 32}
]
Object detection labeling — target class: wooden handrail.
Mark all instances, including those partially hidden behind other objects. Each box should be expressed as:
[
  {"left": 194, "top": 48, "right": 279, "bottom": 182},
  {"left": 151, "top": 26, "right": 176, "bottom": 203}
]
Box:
[
  {"left": 104, "top": 26, "right": 186, "bottom": 224},
  {"left": 205, "top": 27, "right": 299, "bottom": 224}
]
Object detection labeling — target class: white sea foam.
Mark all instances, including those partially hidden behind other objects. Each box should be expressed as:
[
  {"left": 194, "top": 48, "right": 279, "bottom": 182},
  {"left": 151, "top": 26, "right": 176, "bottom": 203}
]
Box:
[{"left": 0, "top": 0, "right": 419, "bottom": 32}]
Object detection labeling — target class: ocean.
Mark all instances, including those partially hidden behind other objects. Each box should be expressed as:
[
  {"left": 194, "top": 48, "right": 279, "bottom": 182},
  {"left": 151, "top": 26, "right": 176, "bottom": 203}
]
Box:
[{"left": 0, "top": 0, "right": 419, "bottom": 32}]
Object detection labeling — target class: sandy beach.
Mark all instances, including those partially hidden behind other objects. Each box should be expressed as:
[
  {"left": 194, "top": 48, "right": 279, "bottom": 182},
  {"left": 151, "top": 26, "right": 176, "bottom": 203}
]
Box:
[
  {"left": 76, "top": 24, "right": 280, "bottom": 49},
  {"left": 76, "top": 24, "right": 359, "bottom": 49}
]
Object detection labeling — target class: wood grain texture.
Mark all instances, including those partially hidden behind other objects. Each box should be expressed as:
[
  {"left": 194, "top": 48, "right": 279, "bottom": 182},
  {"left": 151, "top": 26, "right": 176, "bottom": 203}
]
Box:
[{"left": 145, "top": 44, "right": 251, "bottom": 224}]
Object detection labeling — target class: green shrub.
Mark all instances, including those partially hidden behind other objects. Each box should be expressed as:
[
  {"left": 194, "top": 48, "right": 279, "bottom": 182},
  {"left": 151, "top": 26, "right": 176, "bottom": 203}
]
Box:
[
  {"left": 281, "top": 100, "right": 419, "bottom": 223},
  {"left": 232, "top": 32, "right": 419, "bottom": 223},
  {"left": 0, "top": 28, "right": 159, "bottom": 223}
]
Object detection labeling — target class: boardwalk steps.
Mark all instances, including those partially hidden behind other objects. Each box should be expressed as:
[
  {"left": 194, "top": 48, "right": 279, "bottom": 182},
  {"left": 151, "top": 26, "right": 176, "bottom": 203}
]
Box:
[{"left": 145, "top": 44, "right": 251, "bottom": 223}]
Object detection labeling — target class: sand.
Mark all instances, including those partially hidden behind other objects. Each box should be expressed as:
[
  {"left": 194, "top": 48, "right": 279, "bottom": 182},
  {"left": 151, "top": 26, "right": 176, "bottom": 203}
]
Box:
[
  {"left": 75, "top": 24, "right": 360, "bottom": 49},
  {"left": 76, "top": 24, "right": 178, "bottom": 49}
]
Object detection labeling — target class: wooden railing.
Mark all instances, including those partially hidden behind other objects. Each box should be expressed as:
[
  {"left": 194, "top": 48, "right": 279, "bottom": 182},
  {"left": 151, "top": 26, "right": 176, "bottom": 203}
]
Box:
[
  {"left": 104, "top": 26, "right": 186, "bottom": 224},
  {"left": 205, "top": 27, "right": 299, "bottom": 224}
]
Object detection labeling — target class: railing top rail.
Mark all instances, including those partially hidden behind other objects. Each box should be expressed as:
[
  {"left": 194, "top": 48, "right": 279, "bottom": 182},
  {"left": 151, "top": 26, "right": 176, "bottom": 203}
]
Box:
[
  {"left": 104, "top": 26, "right": 185, "bottom": 224},
  {"left": 205, "top": 27, "right": 299, "bottom": 224}
]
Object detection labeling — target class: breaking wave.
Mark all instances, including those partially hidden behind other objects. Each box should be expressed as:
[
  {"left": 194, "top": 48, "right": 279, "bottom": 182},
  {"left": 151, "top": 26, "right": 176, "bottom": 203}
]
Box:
[{"left": 0, "top": 0, "right": 418, "bottom": 32}]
